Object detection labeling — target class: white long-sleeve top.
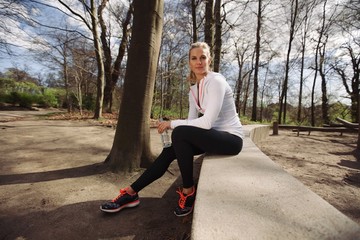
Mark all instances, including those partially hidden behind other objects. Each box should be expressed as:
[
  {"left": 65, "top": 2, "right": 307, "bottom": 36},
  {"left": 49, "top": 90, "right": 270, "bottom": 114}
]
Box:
[{"left": 170, "top": 71, "right": 244, "bottom": 139}]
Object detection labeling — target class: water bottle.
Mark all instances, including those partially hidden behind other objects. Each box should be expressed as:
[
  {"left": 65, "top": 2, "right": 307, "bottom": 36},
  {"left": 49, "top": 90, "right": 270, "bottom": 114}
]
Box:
[{"left": 159, "top": 118, "right": 172, "bottom": 148}]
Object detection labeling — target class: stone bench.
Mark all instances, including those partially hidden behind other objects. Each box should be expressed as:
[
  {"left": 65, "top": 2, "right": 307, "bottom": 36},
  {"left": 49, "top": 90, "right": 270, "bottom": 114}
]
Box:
[{"left": 191, "top": 125, "right": 360, "bottom": 240}]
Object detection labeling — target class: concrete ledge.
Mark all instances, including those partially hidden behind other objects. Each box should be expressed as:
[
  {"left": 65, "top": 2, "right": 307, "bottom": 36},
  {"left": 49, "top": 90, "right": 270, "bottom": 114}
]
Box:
[{"left": 191, "top": 125, "right": 360, "bottom": 240}]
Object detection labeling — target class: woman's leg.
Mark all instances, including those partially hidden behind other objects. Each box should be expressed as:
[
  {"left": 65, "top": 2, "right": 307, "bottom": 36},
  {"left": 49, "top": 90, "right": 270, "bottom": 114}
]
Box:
[
  {"left": 171, "top": 126, "right": 243, "bottom": 189},
  {"left": 100, "top": 147, "right": 177, "bottom": 213},
  {"left": 130, "top": 146, "right": 177, "bottom": 192}
]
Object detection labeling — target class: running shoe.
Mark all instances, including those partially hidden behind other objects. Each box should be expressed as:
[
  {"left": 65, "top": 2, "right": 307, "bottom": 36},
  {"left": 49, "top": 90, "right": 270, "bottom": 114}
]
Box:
[
  {"left": 100, "top": 188, "right": 140, "bottom": 213},
  {"left": 174, "top": 187, "right": 196, "bottom": 217}
]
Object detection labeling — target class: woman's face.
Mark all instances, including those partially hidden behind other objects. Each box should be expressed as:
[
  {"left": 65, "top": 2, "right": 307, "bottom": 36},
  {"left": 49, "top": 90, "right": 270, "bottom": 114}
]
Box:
[{"left": 189, "top": 47, "right": 210, "bottom": 80}]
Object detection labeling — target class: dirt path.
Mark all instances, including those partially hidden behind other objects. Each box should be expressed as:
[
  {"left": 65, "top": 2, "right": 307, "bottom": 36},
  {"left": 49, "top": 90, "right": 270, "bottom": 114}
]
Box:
[
  {"left": 0, "top": 110, "right": 194, "bottom": 240},
  {"left": 257, "top": 130, "right": 360, "bottom": 225}
]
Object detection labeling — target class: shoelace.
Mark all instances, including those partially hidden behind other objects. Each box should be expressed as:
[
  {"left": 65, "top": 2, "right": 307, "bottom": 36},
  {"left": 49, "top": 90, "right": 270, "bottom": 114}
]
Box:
[
  {"left": 176, "top": 189, "right": 186, "bottom": 209},
  {"left": 111, "top": 189, "right": 127, "bottom": 203}
]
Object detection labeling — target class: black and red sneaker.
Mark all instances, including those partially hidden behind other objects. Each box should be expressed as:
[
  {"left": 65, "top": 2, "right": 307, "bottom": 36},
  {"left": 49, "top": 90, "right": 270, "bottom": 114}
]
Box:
[
  {"left": 174, "top": 187, "right": 196, "bottom": 217},
  {"left": 100, "top": 188, "right": 140, "bottom": 213}
]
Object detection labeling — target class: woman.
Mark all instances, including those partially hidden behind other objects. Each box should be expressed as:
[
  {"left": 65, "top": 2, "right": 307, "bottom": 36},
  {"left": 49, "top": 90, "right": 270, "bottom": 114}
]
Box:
[{"left": 100, "top": 42, "right": 244, "bottom": 217}]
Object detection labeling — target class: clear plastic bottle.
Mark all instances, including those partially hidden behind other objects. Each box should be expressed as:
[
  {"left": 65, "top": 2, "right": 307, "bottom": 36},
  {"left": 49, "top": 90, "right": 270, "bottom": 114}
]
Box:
[{"left": 159, "top": 118, "right": 172, "bottom": 148}]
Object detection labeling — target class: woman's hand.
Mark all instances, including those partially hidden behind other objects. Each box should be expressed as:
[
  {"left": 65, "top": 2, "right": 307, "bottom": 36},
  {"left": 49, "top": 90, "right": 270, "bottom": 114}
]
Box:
[{"left": 157, "top": 121, "right": 171, "bottom": 134}]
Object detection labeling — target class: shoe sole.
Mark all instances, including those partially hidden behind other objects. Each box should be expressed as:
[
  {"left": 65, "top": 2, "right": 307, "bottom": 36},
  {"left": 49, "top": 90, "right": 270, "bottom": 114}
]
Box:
[
  {"left": 174, "top": 206, "right": 194, "bottom": 217},
  {"left": 100, "top": 200, "right": 140, "bottom": 213}
]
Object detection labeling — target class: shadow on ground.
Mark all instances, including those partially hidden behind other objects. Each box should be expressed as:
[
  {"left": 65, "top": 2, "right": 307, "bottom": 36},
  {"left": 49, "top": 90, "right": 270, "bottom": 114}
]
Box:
[
  {"left": 0, "top": 110, "right": 205, "bottom": 240},
  {"left": 0, "top": 155, "right": 204, "bottom": 240}
]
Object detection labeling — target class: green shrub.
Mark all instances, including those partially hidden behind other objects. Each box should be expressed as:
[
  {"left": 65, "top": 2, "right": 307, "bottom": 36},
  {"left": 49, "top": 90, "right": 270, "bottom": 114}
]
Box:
[
  {"left": 37, "top": 88, "right": 63, "bottom": 108},
  {"left": 18, "top": 92, "right": 36, "bottom": 108},
  {"left": 83, "top": 94, "right": 95, "bottom": 111},
  {"left": 8, "top": 92, "right": 21, "bottom": 105}
]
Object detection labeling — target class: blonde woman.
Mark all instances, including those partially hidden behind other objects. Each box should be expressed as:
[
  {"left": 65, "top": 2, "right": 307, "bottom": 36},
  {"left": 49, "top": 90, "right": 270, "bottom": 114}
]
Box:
[{"left": 100, "top": 42, "right": 244, "bottom": 217}]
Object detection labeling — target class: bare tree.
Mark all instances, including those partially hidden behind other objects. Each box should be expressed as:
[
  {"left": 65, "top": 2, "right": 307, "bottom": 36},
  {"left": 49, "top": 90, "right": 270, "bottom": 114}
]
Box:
[
  {"left": 213, "top": 0, "right": 222, "bottom": 72},
  {"left": 251, "top": 0, "right": 262, "bottom": 121},
  {"left": 89, "top": 0, "right": 105, "bottom": 119},
  {"left": 102, "top": 2, "right": 133, "bottom": 113},
  {"left": 297, "top": 0, "right": 315, "bottom": 123},
  {"left": 191, "top": 0, "right": 201, "bottom": 42},
  {"left": 105, "top": 0, "right": 164, "bottom": 172},
  {"left": 234, "top": 40, "right": 252, "bottom": 115},
  {"left": 310, "top": 0, "right": 337, "bottom": 126},
  {"left": 278, "top": 0, "right": 299, "bottom": 124},
  {"left": 57, "top": 0, "right": 106, "bottom": 119},
  {"left": 332, "top": 43, "right": 360, "bottom": 123},
  {"left": 205, "top": 0, "right": 214, "bottom": 56}
]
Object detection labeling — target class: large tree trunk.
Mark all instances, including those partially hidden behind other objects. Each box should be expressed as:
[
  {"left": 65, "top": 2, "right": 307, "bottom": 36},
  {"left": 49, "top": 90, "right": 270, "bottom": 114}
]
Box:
[{"left": 106, "top": 0, "right": 164, "bottom": 172}]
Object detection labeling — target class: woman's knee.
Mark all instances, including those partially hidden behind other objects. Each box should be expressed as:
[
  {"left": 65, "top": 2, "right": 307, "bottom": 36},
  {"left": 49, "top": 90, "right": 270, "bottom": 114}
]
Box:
[{"left": 171, "top": 126, "right": 194, "bottom": 142}]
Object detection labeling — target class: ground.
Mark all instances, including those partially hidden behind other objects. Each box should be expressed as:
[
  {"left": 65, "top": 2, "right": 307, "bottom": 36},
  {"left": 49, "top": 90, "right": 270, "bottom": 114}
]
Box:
[
  {"left": 0, "top": 109, "right": 196, "bottom": 240},
  {"left": 0, "top": 109, "right": 359, "bottom": 240},
  {"left": 257, "top": 129, "right": 360, "bottom": 225}
]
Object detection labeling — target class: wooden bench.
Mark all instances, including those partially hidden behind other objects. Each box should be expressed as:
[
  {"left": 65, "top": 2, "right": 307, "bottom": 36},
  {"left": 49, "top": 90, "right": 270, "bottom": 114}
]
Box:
[{"left": 191, "top": 125, "right": 360, "bottom": 240}]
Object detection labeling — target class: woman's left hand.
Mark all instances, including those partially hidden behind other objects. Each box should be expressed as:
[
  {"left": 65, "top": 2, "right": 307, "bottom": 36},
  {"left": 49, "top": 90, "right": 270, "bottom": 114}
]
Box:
[{"left": 157, "top": 121, "right": 170, "bottom": 134}]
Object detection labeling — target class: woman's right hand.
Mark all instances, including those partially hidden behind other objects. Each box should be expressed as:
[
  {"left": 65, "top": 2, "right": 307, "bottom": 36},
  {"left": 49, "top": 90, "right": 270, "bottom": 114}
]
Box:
[{"left": 157, "top": 121, "right": 170, "bottom": 134}]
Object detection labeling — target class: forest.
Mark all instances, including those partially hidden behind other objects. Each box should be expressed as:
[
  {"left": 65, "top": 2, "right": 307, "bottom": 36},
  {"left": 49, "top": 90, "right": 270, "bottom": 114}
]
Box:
[{"left": 0, "top": 0, "right": 359, "bottom": 127}]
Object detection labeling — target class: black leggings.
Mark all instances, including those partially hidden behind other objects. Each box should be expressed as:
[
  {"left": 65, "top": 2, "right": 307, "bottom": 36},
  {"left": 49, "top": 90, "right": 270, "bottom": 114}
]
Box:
[{"left": 131, "top": 126, "right": 243, "bottom": 192}]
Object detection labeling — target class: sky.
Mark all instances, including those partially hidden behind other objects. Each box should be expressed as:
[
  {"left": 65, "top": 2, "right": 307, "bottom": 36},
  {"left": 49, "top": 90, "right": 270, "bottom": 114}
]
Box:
[
  {"left": 0, "top": 0, "right": 89, "bottom": 75},
  {"left": 0, "top": 0, "right": 131, "bottom": 76}
]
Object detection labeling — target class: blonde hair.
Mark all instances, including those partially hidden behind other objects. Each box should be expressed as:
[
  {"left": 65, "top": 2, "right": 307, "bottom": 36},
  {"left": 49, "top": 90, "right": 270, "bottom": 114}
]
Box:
[{"left": 187, "top": 42, "right": 212, "bottom": 85}]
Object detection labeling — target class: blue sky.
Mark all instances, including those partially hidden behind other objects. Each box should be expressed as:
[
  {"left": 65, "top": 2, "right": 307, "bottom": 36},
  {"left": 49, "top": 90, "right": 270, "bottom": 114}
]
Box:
[{"left": 0, "top": 0, "right": 87, "bottom": 75}]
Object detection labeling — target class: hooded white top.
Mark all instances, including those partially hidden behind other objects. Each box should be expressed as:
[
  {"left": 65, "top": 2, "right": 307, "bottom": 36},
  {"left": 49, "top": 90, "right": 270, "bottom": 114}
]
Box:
[{"left": 170, "top": 71, "right": 244, "bottom": 139}]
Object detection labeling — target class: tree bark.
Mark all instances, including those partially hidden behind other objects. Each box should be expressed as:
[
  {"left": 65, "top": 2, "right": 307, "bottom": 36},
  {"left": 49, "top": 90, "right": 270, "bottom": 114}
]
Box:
[
  {"left": 191, "top": 0, "right": 198, "bottom": 42},
  {"left": 106, "top": 0, "right": 164, "bottom": 172},
  {"left": 205, "top": 0, "right": 214, "bottom": 56}
]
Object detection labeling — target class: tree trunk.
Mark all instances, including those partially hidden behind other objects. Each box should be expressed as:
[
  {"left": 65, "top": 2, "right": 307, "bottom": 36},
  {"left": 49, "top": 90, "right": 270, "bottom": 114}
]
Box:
[
  {"left": 297, "top": 4, "right": 310, "bottom": 123},
  {"left": 106, "top": 0, "right": 164, "bottom": 172},
  {"left": 103, "top": 3, "right": 133, "bottom": 113},
  {"left": 251, "top": 0, "right": 262, "bottom": 121},
  {"left": 191, "top": 0, "right": 198, "bottom": 42},
  {"left": 234, "top": 44, "right": 243, "bottom": 114},
  {"left": 243, "top": 51, "right": 255, "bottom": 117},
  {"left": 213, "top": 0, "right": 221, "bottom": 72},
  {"left": 98, "top": 0, "right": 112, "bottom": 113},
  {"left": 319, "top": 41, "right": 330, "bottom": 125},
  {"left": 90, "top": 0, "right": 105, "bottom": 119},
  {"left": 311, "top": 0, "right": 327, "bottom": 126},
  {"left": 278, "top": 0, "right": 298, "bottom": 124},
  {"left": 205, "top": 0, "right": 214, "bottom": 56}
]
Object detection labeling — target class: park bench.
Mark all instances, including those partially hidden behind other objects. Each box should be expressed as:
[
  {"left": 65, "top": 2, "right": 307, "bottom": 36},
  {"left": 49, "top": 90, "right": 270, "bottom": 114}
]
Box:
[
  {"left": 275, "top": 118, "right": 359, "bottom": 136},
  {"left": 191, "top": 124, "right": 360, "bottom": 240}
]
